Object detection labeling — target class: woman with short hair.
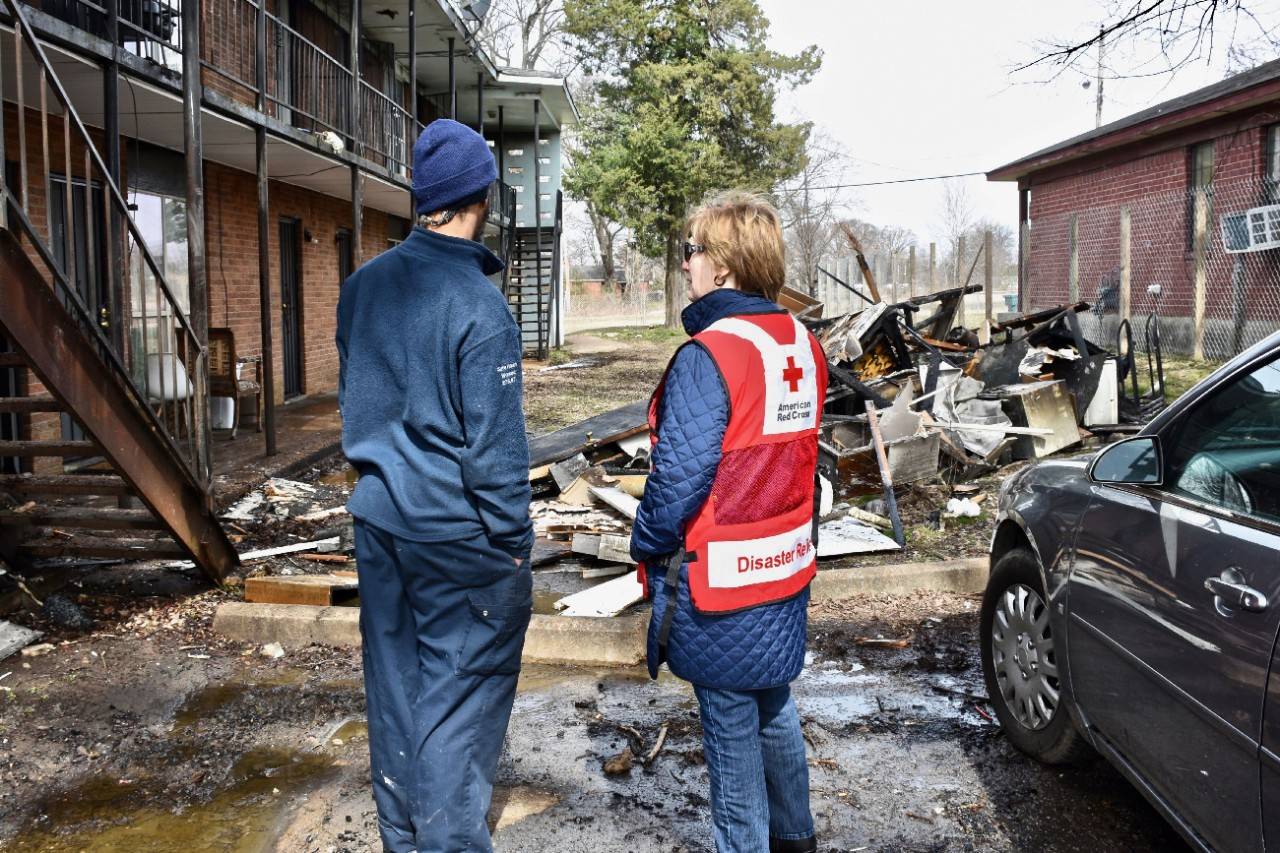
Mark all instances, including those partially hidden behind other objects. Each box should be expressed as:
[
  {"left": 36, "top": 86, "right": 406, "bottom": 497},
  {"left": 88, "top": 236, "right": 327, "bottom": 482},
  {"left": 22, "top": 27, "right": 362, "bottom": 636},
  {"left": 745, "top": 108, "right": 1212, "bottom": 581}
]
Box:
[{"left": 632, "top": 191, "right": 827, "bottom": 853}]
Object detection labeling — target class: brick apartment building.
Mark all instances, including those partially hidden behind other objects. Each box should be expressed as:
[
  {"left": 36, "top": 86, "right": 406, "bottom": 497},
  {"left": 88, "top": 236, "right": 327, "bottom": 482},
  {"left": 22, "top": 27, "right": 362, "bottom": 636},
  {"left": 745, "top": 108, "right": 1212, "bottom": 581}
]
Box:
[
  {"left": 989, "top": 59, "right": 1280, "bottom": 359},
  {"left": 0, "top": 0, "right": 574, "bottom": 578}
]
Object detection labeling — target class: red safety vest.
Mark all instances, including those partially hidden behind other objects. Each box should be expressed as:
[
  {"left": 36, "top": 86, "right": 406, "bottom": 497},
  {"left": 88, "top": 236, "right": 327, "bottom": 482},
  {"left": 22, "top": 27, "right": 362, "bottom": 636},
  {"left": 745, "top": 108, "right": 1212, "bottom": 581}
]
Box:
[{"left": 642, "top": 310, "right": 828, "bottom": 614}]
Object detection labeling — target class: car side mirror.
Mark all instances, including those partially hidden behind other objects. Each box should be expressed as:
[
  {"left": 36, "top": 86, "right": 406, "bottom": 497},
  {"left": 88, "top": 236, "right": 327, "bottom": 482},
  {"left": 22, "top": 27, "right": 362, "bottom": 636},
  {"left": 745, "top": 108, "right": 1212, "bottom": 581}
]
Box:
[{"left": 1088, "top": 436, "right": 1163, "bottom": 486}]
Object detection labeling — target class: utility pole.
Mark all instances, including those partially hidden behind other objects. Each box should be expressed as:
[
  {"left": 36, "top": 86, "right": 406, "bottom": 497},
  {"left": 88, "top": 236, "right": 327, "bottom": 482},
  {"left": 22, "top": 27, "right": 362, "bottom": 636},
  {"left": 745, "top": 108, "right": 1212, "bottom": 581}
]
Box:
[{"left": 1095, "top": 26, "right": 1105, "bottom": 129}]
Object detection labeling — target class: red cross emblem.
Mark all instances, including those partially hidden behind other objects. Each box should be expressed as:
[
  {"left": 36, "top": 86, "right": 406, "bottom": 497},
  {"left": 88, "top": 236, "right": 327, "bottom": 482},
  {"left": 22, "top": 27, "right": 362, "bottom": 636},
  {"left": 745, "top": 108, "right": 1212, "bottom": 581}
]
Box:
[{"left": 782, "top": 356, "right": 804, "bottom": 393}]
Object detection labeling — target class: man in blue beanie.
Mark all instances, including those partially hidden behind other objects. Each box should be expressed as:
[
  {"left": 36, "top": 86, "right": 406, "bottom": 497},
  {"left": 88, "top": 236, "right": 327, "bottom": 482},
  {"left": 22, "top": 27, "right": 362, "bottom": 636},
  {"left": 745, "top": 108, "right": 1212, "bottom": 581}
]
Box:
[{"left": 337, "top": 118, "right": 533, "bottom": 853}]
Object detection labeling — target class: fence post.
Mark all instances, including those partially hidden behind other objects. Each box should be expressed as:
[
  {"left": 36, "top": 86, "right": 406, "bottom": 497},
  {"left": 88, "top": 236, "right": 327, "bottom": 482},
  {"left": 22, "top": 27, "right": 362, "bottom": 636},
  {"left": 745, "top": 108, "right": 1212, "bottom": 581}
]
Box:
[
  {"left": 984, "top": 230, "right": 994, "bottom": 325},
  {"left": 1232, "top": 257, "right": 1247, "bottom": 355},
  {"left": 1068, "top": 214, "right": 1079, "bottom": 302},
  {"left": 908, "top": 245, "right": 916, "bottom": 298},
  {"left": 1193, "top": 193, "right": 1208, "bottom": 359},
  {"left": 929, "top": 242, "right": 936, "bottom": 294},
  {"left": 956, "top": 234, "right": 967, "bottom": 327},
  {"left": 1119, "top": 207, "right": 1131, "bottom": 321}
]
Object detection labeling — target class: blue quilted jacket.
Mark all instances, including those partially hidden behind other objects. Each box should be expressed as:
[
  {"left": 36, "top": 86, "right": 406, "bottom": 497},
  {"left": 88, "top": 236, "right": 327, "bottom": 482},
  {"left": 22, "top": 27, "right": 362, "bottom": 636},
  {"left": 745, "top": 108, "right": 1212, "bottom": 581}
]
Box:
[{"left": 631, "top": 289, "right": 810, "bottom": 690}]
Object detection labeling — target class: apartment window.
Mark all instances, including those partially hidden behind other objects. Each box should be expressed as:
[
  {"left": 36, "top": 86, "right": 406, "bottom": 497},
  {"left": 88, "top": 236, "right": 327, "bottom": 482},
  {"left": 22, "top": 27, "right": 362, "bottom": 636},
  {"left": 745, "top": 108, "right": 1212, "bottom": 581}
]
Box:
[
  {"left": 508, "top": 166, "right": 524, "bottom": 176},
  {"left": 513, "top": 185, "right": 524, "bottom": 194},
  {"left": 508, "top": 148, "right": 525, "bottom": 156},
  {"left": 1266, "top": 125, "right": 1280, "bottom": 203},
  {"left": 538, "top": 157, "right": 551, "bottom": 166},
  {"left": 538, "top": 175, "right": 550, "bottom": 184},
  {"left": 1189, "top": 141, "right": 1215, "bottom": 248}
]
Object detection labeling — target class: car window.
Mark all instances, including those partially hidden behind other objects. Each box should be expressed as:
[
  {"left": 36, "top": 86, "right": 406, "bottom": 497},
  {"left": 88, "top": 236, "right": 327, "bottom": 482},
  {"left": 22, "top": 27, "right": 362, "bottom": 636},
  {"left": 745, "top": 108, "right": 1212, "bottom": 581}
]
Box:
[{"left": 1163, "top": 355, "right": 1280, "bottom": 524}]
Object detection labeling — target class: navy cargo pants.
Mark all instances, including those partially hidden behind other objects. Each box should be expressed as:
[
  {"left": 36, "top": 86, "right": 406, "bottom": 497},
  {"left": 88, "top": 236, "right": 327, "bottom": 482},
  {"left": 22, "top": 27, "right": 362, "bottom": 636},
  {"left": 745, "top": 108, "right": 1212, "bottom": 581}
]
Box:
[{"left": 354, "top": 520, "right": 533, "bottom": 852}]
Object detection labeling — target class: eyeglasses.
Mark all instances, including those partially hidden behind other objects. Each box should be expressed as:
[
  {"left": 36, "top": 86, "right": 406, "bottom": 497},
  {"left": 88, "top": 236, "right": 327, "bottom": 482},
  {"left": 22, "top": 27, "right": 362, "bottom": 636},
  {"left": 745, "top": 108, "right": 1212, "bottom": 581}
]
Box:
[{"left": 682, "top": 241, "right": 705, "bottom": 262}]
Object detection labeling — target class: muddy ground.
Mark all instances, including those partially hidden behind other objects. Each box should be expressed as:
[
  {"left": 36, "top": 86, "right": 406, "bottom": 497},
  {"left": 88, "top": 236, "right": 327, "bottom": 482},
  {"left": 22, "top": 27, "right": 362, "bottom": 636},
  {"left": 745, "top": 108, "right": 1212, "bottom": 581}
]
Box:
[
  {"left": 0, "top": 570, "right": 1186, "bottom": 852},
  {"left": 0, "top": 328, "right": 1191, "bottom": 850}
]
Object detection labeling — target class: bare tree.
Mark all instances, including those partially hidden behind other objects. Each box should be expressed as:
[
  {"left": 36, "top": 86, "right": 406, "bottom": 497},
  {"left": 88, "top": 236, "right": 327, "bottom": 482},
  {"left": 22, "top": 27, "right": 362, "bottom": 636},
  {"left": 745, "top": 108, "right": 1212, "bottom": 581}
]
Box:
[
  {"left": 938, "top": 179, "right": 977, "bottom": 272},
  {"left": 1020, "top": 0, "right": 1280, "bottom": 81},
  {"left": 776, "top": 130, "right": 855, "bottom": 296},
  {"left": 584, "top": 200, "right": 624, "bottom": 290},
  {"left": 472, "top": 0, "right": 572, "bottom": 72}
]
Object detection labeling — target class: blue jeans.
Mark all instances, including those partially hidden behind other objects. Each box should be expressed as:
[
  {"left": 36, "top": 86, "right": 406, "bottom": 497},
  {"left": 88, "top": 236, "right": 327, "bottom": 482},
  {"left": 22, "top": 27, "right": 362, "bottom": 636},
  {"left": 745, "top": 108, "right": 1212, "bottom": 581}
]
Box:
[
  {"left": 355, "top": 521, "right": 532, "bottom": 853},
  {"left": 693, "top": 683, "right": 814, "bottom": 852}
]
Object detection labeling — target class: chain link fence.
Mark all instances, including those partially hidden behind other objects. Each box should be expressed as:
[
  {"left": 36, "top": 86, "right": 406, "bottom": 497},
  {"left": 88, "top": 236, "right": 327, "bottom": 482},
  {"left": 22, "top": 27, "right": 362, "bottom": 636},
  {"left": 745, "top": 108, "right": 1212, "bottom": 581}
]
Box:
[{"left": 1025, "top": 175, "right": 1280, "bottom": 362}]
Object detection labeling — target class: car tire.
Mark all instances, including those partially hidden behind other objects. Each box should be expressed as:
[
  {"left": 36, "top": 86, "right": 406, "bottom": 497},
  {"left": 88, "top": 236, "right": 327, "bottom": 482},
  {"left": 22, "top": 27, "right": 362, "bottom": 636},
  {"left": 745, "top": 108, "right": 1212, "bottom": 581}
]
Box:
[{"left": 980, "top": 547, "right": 1092, "bottom": 765}]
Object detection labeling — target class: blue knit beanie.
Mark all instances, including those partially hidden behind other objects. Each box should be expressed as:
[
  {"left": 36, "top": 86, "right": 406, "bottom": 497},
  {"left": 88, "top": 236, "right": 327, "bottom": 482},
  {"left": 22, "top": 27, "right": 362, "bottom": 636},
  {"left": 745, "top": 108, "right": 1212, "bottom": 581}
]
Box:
[{"left": 412, "top": 119, "right": 497, "bottom": 215}]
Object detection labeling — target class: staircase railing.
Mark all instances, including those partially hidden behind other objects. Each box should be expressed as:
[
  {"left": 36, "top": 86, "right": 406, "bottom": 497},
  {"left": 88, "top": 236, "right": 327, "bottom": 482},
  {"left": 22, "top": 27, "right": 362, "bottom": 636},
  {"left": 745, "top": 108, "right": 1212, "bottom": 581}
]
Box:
[{"left": 0, "top": 0, "right": 213, "bottom": 492}]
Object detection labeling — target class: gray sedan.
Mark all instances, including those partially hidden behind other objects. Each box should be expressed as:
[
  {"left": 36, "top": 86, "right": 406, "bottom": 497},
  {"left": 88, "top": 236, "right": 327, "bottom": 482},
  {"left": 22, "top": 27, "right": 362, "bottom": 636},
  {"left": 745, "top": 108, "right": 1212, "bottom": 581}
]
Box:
[{"left": 983, "top": 329, "right": 1280, "bottom": 853}]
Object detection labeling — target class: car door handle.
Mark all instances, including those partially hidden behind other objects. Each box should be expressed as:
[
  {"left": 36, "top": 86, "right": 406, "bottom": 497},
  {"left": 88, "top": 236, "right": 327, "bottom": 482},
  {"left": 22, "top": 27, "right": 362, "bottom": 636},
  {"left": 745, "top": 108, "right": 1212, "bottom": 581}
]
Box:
[{"left": 1205, "top": 573, "right": 1269, "bottom": 613}]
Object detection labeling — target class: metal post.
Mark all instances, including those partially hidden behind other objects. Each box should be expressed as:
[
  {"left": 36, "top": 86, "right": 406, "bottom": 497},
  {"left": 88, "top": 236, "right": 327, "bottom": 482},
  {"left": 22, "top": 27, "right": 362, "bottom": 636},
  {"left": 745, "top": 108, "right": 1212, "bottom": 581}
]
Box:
[
  {"left": 534, "top": 99, "right": 544, "bottom": 358},
  {"left": 254, "top": 0, "right": 275, "bottom": 452},
  {"left": 182, "top": 0, "right": 210, "bottom": 481},
  {"left": 477, "top": 73, "right": 484, "bottom": 134},
  {"left": 1068, "top": 214, "right": 1079, "bottom": 302},
  {"left": 1120, "top": 206, "right": 1131, "bottom": 321},
  {"left": 448, "top": 37, "right": 456, "bottom": 119},
  {"left": 497, "top": 105, "right": 505, "bottom": 177},
  {"left": 928, "top": 242, "right": 936, "bottom": 295},
  {"left": 104, "top": 0, "right": 125, "bottom": 356},
  {"left": 349, "top": 0, "right": 363, "bottom": 262},
  {"left": 407, "top": 0, "right": 417, "bottom": 220},
  {"left": 984, "top": 229, "right": 994, "bottom": 326}
]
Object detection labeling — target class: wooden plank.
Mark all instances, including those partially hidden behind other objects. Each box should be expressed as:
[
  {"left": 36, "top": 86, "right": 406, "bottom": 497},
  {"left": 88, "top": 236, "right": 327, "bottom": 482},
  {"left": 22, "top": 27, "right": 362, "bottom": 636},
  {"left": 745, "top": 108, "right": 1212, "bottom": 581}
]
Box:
[
  {"left": 555, "top": 569, "right": 644, "bottom": 617},
  {"left": 550, "top": 454, "right": 589, "bottom": 491},
  {"left": 571, "top": 533, "right": 602, "bottom": 557},
  {"left": 588, "top": 486, "right": 640, "bottom": 521},
  {"left": 527, "top": 400, "right": 650, "bottom": 467},
  {"left": 597, "top": 533, "right": 636, "bottom": 565},
  {"left": 19, "top": 536, "right": 185, "bottom": 559},
  {"left": 0, "top": 394, "right": 61, "bottom": 414},
  {"left": 0, "top": 474, "right": 132, "bottom": 497},
  {"left": 531, "top": 537, "right": 572, "bottom": 567},
  {"left": 244, "top": 574, "right": 359, "bottom": 606},
  {"left": 0, "top": 507, "right": 162, "bottom": 530},
  {"left": 0, "top": 440, "right": 98, "bottom": 457}
]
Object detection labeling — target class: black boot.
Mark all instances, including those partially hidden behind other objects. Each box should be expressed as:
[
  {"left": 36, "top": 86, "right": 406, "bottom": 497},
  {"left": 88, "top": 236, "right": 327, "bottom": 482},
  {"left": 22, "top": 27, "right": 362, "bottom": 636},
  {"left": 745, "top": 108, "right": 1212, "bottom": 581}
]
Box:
[{"left": 769, "top": 836, "right": 817, "bottom": 853}]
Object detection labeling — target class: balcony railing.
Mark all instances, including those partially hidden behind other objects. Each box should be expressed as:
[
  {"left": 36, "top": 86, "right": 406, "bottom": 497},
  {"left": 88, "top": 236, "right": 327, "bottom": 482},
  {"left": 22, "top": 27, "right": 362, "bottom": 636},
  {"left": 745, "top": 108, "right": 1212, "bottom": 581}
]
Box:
[
  {"left": 32, "top": 0, "right": 182, "bottom": 67},
  {"left": 359, "top": 80, "right": 415, "bottom": 178},
  {"left": 28, "top": 0, "right": 523, "bottom": 215}
]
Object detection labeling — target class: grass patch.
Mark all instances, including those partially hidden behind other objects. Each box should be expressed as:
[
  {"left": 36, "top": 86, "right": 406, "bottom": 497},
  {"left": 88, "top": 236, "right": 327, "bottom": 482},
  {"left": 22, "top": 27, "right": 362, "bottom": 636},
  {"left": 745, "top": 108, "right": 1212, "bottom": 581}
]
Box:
[
  {"left": 586, "top": 325, "right": 687, "bottom": 346},
  {"left": 546, "top": 347, "right": 575, "bottom": 366},
  {"left": 1130, "top": 354, "right": 1221, "bottom": 404}
]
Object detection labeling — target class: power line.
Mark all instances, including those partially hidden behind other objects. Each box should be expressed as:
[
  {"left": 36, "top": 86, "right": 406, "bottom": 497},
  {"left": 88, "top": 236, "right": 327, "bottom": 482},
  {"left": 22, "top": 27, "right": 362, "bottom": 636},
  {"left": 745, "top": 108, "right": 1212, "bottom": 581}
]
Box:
[{"left": 800, "top": 171, "right": 987, "bottom": 191}]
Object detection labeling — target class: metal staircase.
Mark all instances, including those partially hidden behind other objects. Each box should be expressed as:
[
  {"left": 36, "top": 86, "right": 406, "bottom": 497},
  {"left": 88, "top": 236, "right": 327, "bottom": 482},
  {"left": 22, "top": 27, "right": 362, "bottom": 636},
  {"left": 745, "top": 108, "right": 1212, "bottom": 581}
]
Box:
[
  {"left": 506, "top": 191, "right": 562, "bottom": 358},
  {"left": 0, "top": 0, "right": 238, "bottom": 583}
]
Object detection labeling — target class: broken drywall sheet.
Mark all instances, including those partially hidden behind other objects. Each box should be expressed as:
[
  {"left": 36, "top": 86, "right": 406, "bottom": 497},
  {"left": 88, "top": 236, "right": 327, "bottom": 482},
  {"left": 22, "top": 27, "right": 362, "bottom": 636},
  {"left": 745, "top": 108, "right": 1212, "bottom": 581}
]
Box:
[
  {"left": 816, "top": 518, "right": 901, "bottom": 557},
  {"left": 555, "top": 570, "right": 644, "bottom": 617}
]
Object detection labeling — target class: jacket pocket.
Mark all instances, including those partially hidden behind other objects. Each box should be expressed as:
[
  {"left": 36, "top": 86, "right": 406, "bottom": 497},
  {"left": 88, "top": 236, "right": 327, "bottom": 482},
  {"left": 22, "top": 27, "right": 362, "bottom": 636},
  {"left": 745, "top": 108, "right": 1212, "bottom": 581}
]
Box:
[{"left": 456, "top": 595, "right": 532, "bottom": 676}]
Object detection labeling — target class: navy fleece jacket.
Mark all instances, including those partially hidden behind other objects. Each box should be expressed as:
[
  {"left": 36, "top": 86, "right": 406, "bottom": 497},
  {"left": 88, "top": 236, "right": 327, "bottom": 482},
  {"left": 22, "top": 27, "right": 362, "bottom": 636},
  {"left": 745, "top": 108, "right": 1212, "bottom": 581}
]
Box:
[{"left": 336, "top": 226, "right": 533, "bottom": 555}]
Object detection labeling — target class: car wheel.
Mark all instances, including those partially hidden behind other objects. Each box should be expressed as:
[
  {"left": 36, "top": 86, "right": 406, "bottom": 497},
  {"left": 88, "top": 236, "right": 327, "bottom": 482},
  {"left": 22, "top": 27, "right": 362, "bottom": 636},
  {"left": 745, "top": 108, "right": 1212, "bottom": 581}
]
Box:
[{"left": 980, "top": 547, "right": 1092, "bottom": 765}]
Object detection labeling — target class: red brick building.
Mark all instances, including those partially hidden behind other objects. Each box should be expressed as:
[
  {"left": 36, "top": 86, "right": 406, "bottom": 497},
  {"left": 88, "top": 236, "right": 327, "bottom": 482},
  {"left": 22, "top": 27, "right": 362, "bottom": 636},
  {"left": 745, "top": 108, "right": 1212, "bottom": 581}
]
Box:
[{"left": 989, "top": 60, "right": 1280, "bottom": 359}]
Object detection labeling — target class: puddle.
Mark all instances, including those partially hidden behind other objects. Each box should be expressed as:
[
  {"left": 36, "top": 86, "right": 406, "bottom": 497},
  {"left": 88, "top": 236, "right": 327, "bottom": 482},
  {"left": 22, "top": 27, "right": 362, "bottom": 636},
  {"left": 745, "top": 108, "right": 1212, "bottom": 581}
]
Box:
[
  {"left": 533, "top": 589, "right": 563, "bottom": 615},
  {"left": 488, "top": 785, "right": 559, "bottom": 832},
  {"left": 7, "top": 748, "right": 339, "bottom": 853},
  {"left": 172, "top": 672, "right": 308, "bottom": 731},
  {"left": 323, "top": 717, "right": 368, "bottom": 747},
  {"left": 318, "top": 466, "right": 358, "bottom": 487}
]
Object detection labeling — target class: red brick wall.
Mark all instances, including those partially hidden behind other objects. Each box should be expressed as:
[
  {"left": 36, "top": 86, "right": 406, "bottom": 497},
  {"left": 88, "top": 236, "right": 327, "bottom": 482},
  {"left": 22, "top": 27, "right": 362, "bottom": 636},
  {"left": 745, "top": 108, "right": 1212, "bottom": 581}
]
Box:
[
  {"left": 1024, "top": 105, "right": 1280, "bottom": 326},
  {"left": 204, "top": 160, "right": 393, "bottom": 401}
]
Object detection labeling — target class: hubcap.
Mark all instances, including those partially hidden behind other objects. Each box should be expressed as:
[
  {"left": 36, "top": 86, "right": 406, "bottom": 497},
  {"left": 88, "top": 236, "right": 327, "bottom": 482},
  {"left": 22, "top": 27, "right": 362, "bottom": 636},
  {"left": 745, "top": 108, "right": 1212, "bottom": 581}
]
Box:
[{"left": 991, "top": 583, "right": 1060, "bottom": 731}]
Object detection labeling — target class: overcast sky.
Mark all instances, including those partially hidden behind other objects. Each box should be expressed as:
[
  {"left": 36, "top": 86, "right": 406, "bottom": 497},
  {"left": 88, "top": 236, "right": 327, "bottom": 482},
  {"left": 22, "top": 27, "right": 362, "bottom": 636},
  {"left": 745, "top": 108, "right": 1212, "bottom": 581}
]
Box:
[{"left": 756, "top": 0, "right": 1280, "bottom": 246}]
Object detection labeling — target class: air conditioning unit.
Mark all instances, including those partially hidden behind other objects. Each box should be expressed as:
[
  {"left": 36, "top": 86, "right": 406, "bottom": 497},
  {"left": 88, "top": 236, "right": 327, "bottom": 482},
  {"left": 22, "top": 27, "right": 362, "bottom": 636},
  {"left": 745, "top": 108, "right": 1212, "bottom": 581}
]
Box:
[{"left": 1222, "top": 203, "right": 1280, "bottom": 253}]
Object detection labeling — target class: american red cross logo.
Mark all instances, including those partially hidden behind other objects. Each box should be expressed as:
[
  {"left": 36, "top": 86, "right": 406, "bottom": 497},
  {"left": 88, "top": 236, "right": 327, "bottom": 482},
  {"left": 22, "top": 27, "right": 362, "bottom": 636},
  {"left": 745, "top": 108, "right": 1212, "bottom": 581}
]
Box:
[{"left": 782, "top": 356, "right": 804, "bottom": 393}]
